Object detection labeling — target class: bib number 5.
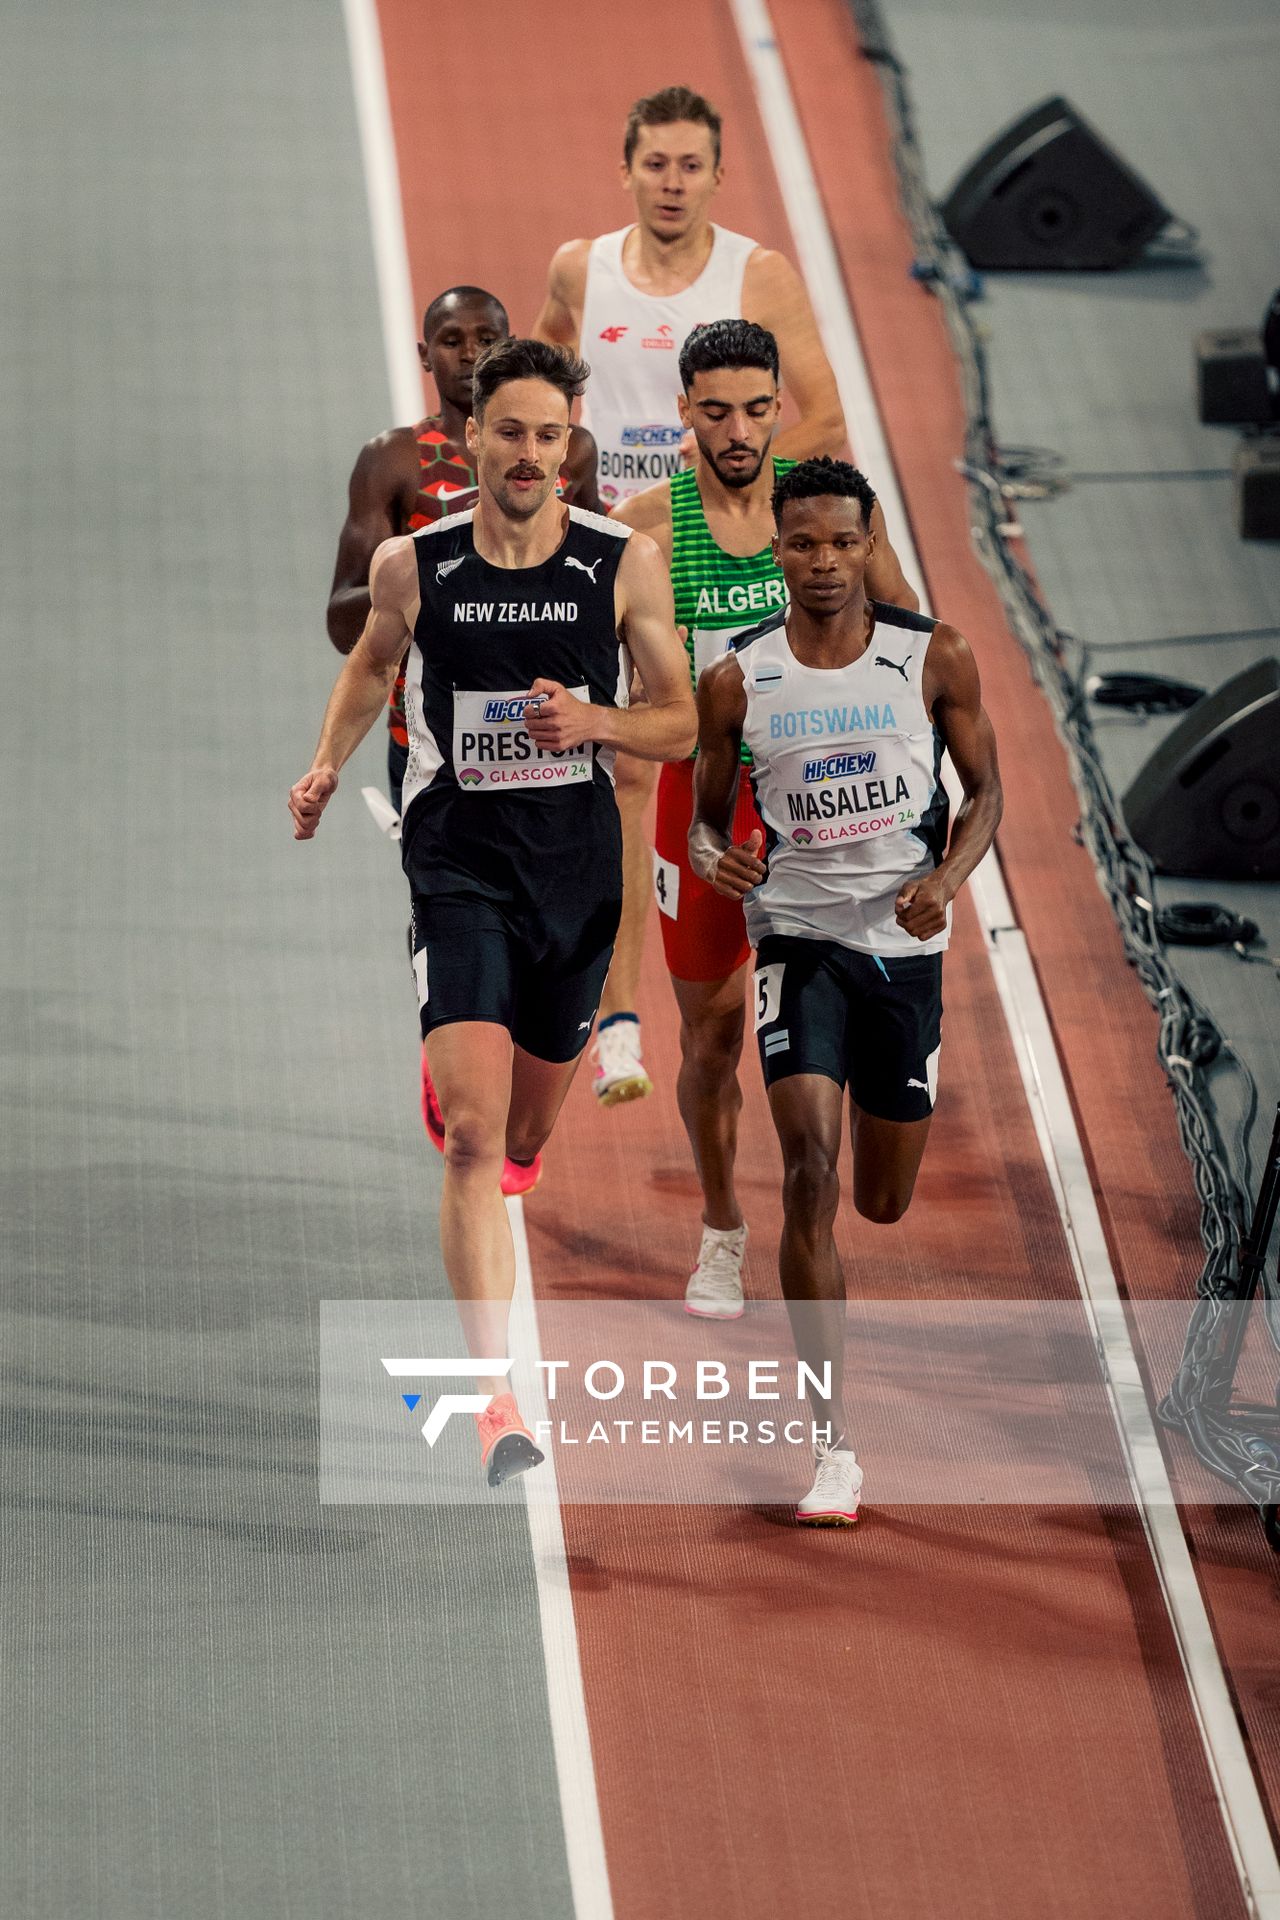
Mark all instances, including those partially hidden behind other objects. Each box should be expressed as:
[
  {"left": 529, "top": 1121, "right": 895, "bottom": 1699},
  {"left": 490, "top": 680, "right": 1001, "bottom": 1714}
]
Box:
[{"left": 753, "top": 962, "right": 785, "bottom": 1032}]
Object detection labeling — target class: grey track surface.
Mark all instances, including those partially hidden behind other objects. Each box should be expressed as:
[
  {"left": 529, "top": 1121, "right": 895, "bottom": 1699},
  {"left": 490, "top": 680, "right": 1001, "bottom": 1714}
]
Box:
[
  {"left": 881, "top": 0, "right": 1280, "bottom": 1192},
  {"left": 0, "top": 4, "right": 572, "bottom": 1915}
]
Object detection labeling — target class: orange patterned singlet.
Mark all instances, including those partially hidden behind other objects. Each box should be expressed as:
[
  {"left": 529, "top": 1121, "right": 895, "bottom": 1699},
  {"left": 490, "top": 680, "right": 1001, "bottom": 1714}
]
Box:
[
  {"left": 387, "top": 419, "right": 571, "bottom": 743},
  {"left": 387, "top": 418, "right": 480, "bottom": 744}
]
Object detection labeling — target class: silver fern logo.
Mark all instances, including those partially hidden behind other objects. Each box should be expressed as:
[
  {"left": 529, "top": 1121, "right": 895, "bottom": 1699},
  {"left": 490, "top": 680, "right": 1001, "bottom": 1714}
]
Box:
[{"left": 435, "top": 555, "right": 466, "bottom": 584}]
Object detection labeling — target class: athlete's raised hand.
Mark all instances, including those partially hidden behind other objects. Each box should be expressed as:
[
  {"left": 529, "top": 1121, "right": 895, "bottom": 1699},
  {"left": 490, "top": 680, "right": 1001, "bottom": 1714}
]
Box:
[
  {"left": 712, "top": 828, "right": 766, "bottom": 900},
  {"left": 289, "top": 765, "right": 338, "bottom": 840},
  {"left": 895, "top": 870, "right": 952, "bottom": 939},
  {"left": 524, "top": 679, "right": 592, "bottom": 754}
]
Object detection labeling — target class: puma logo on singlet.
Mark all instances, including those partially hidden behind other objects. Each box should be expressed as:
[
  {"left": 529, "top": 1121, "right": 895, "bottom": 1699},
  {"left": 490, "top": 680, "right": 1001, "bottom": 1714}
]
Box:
[
  {"left": 907, "top": 1077, "right": 928, "bottom": 1091},
  {"left": 565, "top": 555, "right": 602, "bottom": 583},
  {"left": 875, "top": 654, "right": 910, "bottom": 681},
  {"left": 436, "top": 556, "right": 465, "bottom": 583}
]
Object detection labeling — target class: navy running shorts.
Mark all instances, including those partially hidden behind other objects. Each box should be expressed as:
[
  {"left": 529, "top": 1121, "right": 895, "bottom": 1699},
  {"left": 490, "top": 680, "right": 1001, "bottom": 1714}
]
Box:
[
  {"left": 410, "top": 889, "right": 619, "bottom": 1065},
  {"left": 752, "top": 934, "right": 942, "bottom": 1122}
]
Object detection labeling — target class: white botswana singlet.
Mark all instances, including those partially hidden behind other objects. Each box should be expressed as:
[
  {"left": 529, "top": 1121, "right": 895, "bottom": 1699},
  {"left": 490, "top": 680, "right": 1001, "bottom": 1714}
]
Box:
[
  {"left": 737, "top": 605, "right": 951, "bottom": 958},
  {"left": 580, "top": 224, "right": 757, "bottom": 505}
]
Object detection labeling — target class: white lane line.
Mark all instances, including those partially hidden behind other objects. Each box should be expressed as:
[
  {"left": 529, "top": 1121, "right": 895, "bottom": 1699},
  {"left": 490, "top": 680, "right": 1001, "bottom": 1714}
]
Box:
[
  {"left": 509, "top": 1200, "right": 616, "bottom": 1920},
  {"left": 340, "top": 0, "right": 423, "bottom": 425},
  {"left": 340, "top": 5, "right": 615, "bottom": 1913},
  {"left": 729, "top": 2, "right": 1280, "bottom": 1914}
]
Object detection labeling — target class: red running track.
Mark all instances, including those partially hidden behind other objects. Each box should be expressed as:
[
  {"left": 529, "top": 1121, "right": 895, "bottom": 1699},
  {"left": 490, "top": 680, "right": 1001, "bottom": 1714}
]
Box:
[{"left": 373, "top": 2, "right": 1278, "bottom": 1913}]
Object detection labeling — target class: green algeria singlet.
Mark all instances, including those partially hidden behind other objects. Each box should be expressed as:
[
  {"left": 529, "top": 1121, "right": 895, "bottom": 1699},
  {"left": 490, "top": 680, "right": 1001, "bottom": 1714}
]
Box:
[
  {"left": 670, "top": 459, "right": 793, "bottom": 683},
  {"left": 670, "top": 458, "right": 793, "bottom": 762}
]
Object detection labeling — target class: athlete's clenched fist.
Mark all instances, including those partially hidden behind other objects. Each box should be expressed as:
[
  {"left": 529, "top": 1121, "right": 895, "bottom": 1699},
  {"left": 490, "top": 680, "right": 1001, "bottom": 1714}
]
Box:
[
  {"left": 712, "top": 828, "right": 767, "bottom": 900},
  {"left": 523, "top": 679, "right": 594, "bottom": 754},
  {"left": 289, "top": 765, "right": 338, "bottom": 840},
  {"left": 895, "top": 869, "right": 953, "bottom": 940}
]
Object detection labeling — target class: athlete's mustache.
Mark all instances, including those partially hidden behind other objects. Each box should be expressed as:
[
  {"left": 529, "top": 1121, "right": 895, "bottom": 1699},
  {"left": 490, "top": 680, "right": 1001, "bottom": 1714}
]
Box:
[{"left": 505, "top": 465, "right": 544, "bottom": 481}]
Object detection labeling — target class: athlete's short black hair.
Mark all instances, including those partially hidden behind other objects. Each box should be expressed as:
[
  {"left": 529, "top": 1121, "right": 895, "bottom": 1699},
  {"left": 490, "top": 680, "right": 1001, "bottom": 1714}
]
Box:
[
  {"left": 773, "top": 457, "right": 878, "bottom": 531},
  {"left": 470, "top": 337, "right": 589, "bottom": 420},
  {"left": 624, "top": 86, "right": 722, "bottom": 168},
  {"left": 422, "top": 285, "right": 509, "bottom": 343},
  {"left": 679, "top": 318, "right": 779, "bottom": 392}
]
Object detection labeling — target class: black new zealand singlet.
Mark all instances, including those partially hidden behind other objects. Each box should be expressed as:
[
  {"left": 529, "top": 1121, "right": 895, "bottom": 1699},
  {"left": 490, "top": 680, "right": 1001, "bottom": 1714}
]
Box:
[{"left": 399, "top": 505, "right": 633, "bottom": 928}]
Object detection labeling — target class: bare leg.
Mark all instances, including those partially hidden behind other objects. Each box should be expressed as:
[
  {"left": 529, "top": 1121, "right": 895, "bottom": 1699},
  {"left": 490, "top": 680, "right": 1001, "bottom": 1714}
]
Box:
[
  {"left": 850, "top": 1104, "right": 933, "bottom": 1223},
  {"left": 671, "top": 966, "right": 748, "bottom": 1230},
  {"left": 767, "top": 1073, "right": 848, "bottom": 1442},
  {"left": 506, "top": 1045, "right": 587, "bottom": 1164},
  {"left": 423, "top": 1021, "right": 515, "bottom": 1396},
  {"left": 599, "top": 751, "right": 657, "bottom": 1019}
]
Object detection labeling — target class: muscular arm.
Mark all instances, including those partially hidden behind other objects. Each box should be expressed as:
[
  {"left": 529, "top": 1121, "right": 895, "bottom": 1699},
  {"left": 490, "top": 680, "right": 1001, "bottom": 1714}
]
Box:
[
  {"left": 531, "top": 240, "right": 588, "bottom": 349},
  {"left": 688, "top": 656, "right": 764, "bottom": 896},
  {"left": 326, "top": 432, "right": 416, "bottom": 654},
  {"left": 604, "top": 534, "right": 696, "bottom": 758},
  {"left": 563, "top": 425, "right": 601, "bottom": 512},
  {"left": 744, "top": 250, "right": 846, "bottom": 459},
  {"left": 526, "top": 534, "right": 694, "bottom": 762},
  {"left": 896, "top": 625, "right": 1003, "bottom": 934},
  {"left": 865, "top": 500, "right": 919, "bottom": 613},
  {"left": 608, "top": 481, "right": 673, "bottom": 566},
  {"left": 291, "top": 539, "right": 418, "bottom": 839}
]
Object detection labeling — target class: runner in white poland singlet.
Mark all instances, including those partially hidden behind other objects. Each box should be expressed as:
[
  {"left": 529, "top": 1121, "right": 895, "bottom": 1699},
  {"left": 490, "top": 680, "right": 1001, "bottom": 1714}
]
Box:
[{"left": 580, "top": 224, "right": 758, "bottom": 505}]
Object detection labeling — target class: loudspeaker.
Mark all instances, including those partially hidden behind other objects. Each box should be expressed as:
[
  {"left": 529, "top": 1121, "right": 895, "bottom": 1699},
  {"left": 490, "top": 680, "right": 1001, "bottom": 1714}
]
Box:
[
  {"left": 1235, "top": 438, "right": 1280, "bottom": 539},
  {"left": 1196, "top": 330, "right": 1272, "bottom": 425},
  {"left": 1121, "top": 659, "right": 1280, "bottom": 879},
  {"left": 940, "top": 96, "right": 1172, "bottom": 270}
]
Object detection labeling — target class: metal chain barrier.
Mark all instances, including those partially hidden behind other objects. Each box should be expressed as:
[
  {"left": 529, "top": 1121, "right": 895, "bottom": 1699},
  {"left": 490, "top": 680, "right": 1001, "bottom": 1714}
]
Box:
[{"left": 845, "top": 0, "right": 1280, "bottom": 1521}]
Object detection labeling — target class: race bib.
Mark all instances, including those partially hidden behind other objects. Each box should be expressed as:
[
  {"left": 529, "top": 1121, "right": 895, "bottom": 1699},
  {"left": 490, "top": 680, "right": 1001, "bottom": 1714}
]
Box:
[
  {"left": 691, "top": 618, "right": 768, "bottom": 685},
  {"left": 753, "top": 962, "right": 785, "bottom": 1032},
  {"left": 651, "top": 850, "right": 680, "bottom": 920},
  {"left": 691, "top": 626, "right": 734, "bottom": 684},
  {"left": 779, "top": 748, "right": 916, "bottom": 847},
  {"left": 452, "top": 687, "right": 593, "bottom": 792}
]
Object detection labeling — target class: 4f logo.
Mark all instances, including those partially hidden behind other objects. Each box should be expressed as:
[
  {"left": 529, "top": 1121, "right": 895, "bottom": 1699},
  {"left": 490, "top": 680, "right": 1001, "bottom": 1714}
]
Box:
[
  {"left": 599, "top": 325, "right": 628, "bottom": 342},
  {"left": 382, "top": 1357, "right": 513, "bottom": 1444}
]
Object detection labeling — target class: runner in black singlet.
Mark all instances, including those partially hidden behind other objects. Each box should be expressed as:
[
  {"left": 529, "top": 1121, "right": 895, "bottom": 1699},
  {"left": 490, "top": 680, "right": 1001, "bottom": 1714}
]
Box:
[
  {"left": 291, "top": 340, "right": 694, "bottom": 1489},
  {"left": 326, "top": 285, "right": 600, "bottom": 1190}
]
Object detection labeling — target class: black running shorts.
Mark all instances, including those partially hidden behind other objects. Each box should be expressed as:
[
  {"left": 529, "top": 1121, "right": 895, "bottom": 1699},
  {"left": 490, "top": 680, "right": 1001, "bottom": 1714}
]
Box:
[
  {"left": 752, "top": 934, "right": 942, "bottom": 1122},
  {"left": 410, "top": 889, "right": 619, "bottom": 1065}
]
